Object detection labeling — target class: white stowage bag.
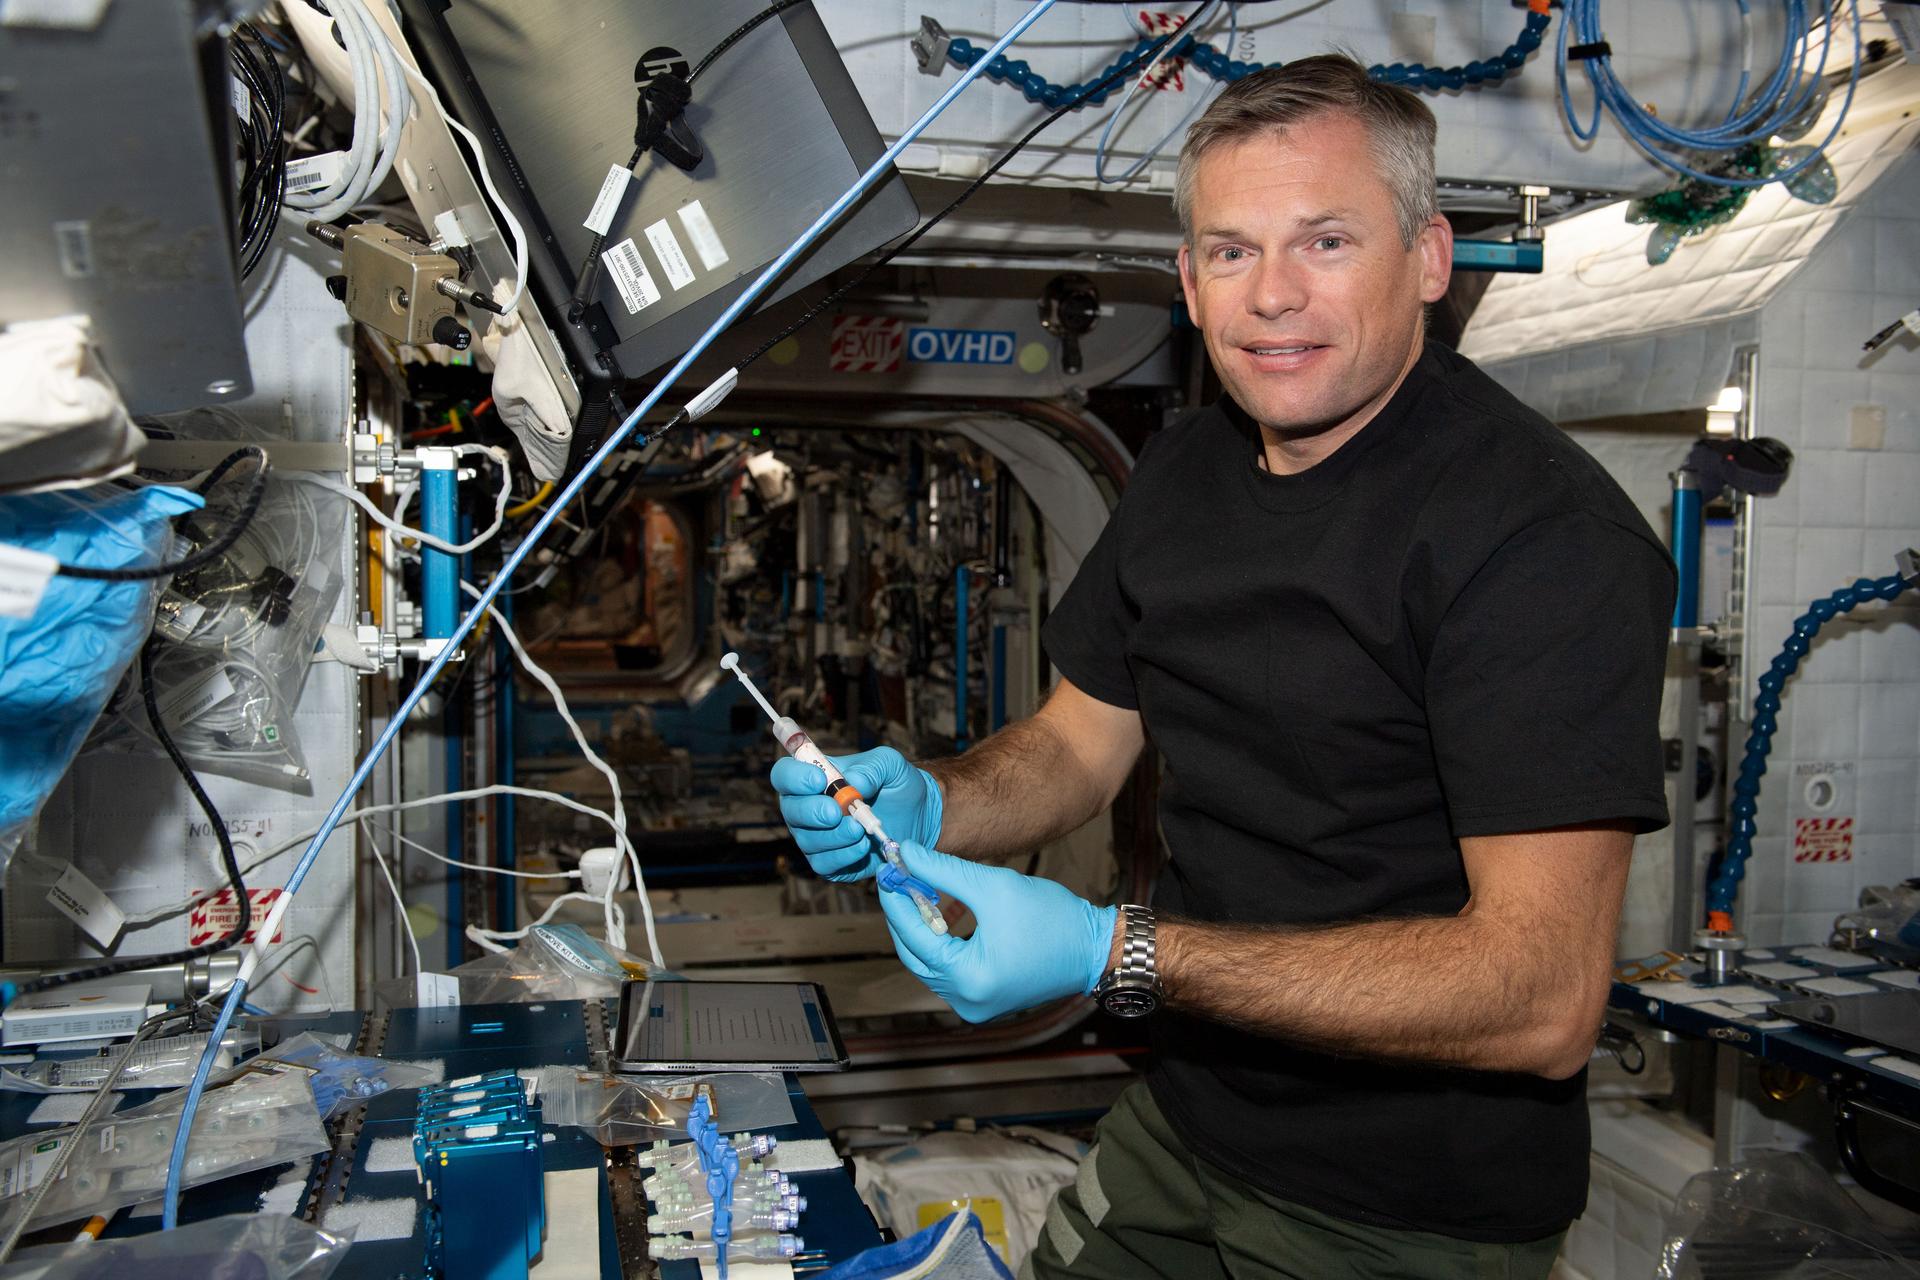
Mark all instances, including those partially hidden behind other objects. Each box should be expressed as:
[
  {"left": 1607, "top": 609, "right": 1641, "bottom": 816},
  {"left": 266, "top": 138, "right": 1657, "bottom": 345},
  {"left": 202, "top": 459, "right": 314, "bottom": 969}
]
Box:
[
  {"left": 854, "top": 1127, "right": 1087, "bottom": 1272},
  {"left": 0, "top": 317, "right": 142, "bottom": 495}
]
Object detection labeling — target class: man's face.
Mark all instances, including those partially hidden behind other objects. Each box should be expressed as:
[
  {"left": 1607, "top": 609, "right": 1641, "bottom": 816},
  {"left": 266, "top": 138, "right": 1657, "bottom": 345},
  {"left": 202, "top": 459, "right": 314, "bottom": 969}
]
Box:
[{"left": 1178, "top": 113, "right": 1452, "bottom": 445}]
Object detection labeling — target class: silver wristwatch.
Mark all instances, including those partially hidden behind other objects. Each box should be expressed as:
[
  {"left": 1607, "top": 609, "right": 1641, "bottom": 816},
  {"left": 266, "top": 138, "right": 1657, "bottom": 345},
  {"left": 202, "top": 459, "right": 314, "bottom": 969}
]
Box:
[{"left": 1095, "top": 904, "right": 1160, "bottom": 1018}]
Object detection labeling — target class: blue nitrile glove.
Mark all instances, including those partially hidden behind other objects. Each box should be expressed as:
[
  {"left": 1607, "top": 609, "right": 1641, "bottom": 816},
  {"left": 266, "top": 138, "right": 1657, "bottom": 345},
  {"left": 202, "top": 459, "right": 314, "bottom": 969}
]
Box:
[
  {"left": 878, "top": 841, "right": 1117, "bottom": 1023},
  {"left": 769, "top": 747, "right": 942, "bottom": 883}
]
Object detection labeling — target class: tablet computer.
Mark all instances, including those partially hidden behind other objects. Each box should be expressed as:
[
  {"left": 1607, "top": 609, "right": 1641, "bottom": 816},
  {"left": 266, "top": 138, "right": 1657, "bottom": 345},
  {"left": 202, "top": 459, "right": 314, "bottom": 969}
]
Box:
[{"left": 613, "top": 979, "right": 850, "bottom": 1073}]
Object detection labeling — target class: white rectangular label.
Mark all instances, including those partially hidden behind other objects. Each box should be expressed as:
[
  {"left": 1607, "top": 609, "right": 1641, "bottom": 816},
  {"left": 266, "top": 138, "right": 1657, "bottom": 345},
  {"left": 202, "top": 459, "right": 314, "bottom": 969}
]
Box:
[
  {"left": 156, "top": 666, "right": 237, "bottom": 726},
  {"left": 448, "top": 1104, "right": 481, "bottom": 1119},
  {"left": 0, "top": 543, "right": 57, "bottom": 619},
  {"left": 284, "top": 151, "right": 348, "bottom": 196},
  {"left": 231, "top": 75, "right": 251, "bottom": 120},
  {"left": 644, "top": 219, "right": 697, "bottom": 291},
  {"left": 464, "top": 1122, "right": 500, "bottom": 1139},
  {"left": 676, "top": 200, "right": 730, "bottom": 271},
  {"left": 47, "top": 866, "right": 126, "bottom": 950},
  {"left": 416, "top": 971, "right": 460, "bottom": 1010},
  {"left": 602, "top": 238, "right": 660, "bottom": 314},
  {"left": 583, "top": 164, "right": 631, "bottom": 237}
]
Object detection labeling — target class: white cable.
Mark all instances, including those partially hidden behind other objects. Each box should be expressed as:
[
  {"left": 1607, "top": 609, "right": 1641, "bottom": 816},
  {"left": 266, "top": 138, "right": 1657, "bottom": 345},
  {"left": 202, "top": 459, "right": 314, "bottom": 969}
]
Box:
[
  {"left": 464, "top": 580, "right": 660, "bottom": 965},
  {"left": 121, "top": 784, "right": 614, "bottom": 929},
  {"left": 238, "top": 782, "right": 640, "bottom": 983},
  {"left": 294, "top": 444, "right": 512, "bottom": 557},
  {"left": 374, "top": 817, "right": 581, "bottom": 881},
  {"left": 359, "top": 820, "right": 423, "bottom": 978},
  {"left": 283, "top": 0, "right": 412, "bottom": 224},
  {"left": 465, "top": 892, "right": 623, "bottom": 955},
  {"left": 396, "top": 62, "right": 529, "bottom": 314}
]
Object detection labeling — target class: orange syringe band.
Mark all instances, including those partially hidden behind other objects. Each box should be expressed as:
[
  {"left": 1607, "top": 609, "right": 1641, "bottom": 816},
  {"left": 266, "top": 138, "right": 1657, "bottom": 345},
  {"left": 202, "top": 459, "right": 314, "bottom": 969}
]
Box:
[{"left": 828, "top": 779, "right": 864, "bottom": 813}]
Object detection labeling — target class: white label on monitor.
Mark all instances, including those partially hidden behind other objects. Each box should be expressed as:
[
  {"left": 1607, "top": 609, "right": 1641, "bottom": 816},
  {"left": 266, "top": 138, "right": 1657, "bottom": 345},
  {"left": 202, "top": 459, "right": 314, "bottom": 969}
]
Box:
[
  {"left": 677, "top": 200, "right": 730, "bottom": 271},
  {"left": 602, "top": 238, "right": 660, "bottom": 314},
  {"left": 583, "top": 164, "right": 630, "bottom": 237},
  {"left": 645, "top": 219, "right": 696, "bottom": 291}
]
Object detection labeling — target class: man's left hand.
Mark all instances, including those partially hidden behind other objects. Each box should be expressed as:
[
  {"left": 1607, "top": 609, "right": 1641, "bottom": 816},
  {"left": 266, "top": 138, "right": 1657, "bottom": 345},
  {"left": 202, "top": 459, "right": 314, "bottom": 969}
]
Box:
[{"left": 878, "top": 841, "right": 1118, "bottom": 1023}]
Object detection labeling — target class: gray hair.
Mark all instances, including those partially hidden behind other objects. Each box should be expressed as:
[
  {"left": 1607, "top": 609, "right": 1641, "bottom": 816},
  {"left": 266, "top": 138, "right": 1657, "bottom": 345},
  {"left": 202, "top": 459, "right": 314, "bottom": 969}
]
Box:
[{"left": 1174, "top": 55, "right": 1438, "bottom": 249}]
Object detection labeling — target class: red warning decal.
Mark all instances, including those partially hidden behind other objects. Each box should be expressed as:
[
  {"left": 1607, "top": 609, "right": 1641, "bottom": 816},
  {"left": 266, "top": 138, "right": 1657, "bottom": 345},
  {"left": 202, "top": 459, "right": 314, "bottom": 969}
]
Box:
[
  {"left": 1137, "top": 11, "right": 1191, "bottom": 91},
  {"left": 828, "top": 315, "right": 904, "bottom": 374},
  {"left": 187, "top": 887, "right": 284, "bottom": 947},
  {"left": 1792, "top": 817, "right": 1853, "bottom": 863}
]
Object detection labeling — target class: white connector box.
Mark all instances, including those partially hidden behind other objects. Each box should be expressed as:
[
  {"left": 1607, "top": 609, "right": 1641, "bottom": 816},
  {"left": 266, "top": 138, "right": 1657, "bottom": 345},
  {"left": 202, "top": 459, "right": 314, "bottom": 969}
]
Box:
[{"left": 1, "top": 984, "right": 152, "bottom": 1047}]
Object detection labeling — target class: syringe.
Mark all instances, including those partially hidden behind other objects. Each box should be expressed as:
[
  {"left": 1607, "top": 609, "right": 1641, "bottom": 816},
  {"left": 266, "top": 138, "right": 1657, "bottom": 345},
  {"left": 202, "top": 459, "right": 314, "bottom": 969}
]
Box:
[{"left": 723, "top": 653, "right": 948, "bottom": 935}]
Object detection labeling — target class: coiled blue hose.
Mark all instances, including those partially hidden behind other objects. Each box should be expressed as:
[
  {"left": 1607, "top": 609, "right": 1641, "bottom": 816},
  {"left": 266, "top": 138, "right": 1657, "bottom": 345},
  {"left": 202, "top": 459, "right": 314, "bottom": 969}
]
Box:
[
  {"left": 1557, "top": 0, "right": 1861, "bottom": 189},
  {"left": 1708, "top": 571, "right": 1913, "bottom": 922}
]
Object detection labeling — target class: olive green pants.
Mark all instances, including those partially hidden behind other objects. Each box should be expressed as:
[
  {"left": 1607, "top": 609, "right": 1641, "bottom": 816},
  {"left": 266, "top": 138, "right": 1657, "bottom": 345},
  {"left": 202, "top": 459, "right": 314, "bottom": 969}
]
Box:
[{"left": 1023, "top": 1084, "right": 1566, "bottom": 1280}]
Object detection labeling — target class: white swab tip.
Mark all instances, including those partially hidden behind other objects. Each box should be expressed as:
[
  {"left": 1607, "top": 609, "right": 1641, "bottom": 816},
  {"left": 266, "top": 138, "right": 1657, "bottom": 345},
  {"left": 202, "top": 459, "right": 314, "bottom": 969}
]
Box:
[{"left": 720, "top": 652, "right": 741, "bottom": 672}]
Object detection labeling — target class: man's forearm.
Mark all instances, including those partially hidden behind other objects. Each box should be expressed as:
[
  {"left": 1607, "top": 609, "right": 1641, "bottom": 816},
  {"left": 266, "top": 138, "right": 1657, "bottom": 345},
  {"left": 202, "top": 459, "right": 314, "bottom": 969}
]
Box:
[
  {"left": 1153, "top": 913, "right": 1603, "bottom": 1079},
  {"left": 924, "top": 714, "right": 1112, "bottom": 860}
]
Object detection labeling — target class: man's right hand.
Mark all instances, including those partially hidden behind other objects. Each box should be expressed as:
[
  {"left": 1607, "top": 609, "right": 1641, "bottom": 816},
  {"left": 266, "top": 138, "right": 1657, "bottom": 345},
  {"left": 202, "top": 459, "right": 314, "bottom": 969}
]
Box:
[{"left": 770, "top": 747, "right": 943, "bottom": 882}]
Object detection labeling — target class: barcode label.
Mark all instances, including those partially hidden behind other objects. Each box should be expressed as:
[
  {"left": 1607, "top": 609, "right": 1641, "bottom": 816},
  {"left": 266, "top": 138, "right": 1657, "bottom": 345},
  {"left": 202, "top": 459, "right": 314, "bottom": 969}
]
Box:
[
  {"left": 601, "top": 237, "right": 661, "bottom": 314},
  {"left": 284, "top": 151, "right": 348, "bottom": 196},
  {"left": 644, "top": 218, "right": 696, "bottom": 291},
  {"left": 52, "top": 221, "right": 92, "bottom": 278},
  {"left": 677, "top": 200, "right": 730, "bottom": 271},
  {"left": 583, "top": 164, "right": 630, "bottom": 236}
]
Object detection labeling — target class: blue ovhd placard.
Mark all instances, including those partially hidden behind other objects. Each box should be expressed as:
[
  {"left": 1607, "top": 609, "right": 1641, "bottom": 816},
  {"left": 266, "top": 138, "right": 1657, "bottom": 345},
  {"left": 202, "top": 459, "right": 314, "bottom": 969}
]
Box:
[{"left": 906, "top": 327, "right": 1016, "bottom": 365}]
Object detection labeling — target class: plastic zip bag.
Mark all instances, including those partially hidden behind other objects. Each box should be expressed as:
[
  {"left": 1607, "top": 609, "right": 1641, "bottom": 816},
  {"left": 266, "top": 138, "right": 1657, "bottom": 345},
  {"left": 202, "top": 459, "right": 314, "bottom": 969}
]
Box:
[
  {"left": 86, "top": 473, "right": 346, "bottom": 791},
  {"left": 0, "top": 1211, "right": 351, "bottom": 1280},
  {"left": 535, "top": 1069, "right": 793, "bottom": 1146},
  {"left": 0, "top": 1026, "right": 261, "bottom": 1094},
  {"left": 1657, "top": 1151, "right": 1920, "bottom": 1279},
  {"left": 245, "top": 1031, "right": 434, "bottom": 1119},
  {"left": 0, "top": 1066, "right": 329, "bottom": 1237}
]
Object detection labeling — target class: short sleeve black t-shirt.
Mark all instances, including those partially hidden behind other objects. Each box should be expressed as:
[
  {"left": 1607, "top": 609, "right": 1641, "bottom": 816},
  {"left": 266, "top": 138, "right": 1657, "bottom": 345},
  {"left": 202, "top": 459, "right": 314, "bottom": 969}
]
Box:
[{"left": 1043, "top": 342, "right": 1674, "bottom": 1243}]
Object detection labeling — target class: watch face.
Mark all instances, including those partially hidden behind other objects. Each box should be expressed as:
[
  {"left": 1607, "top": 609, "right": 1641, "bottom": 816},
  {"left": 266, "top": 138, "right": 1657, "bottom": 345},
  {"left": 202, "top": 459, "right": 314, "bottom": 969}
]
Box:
[{"left": 1101, "top": 986, "right": 1159, "bottom": 1019}]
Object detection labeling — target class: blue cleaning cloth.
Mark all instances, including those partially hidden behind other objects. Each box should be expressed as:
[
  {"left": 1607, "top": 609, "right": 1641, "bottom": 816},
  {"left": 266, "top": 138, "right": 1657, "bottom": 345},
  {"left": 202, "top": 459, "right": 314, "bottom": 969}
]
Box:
[
  {"left": 817, "top": 1211, "right": 1013, "bottom": 1280},
  {"left": 0, "top": 484, "right": 203, "bottom": 857}
]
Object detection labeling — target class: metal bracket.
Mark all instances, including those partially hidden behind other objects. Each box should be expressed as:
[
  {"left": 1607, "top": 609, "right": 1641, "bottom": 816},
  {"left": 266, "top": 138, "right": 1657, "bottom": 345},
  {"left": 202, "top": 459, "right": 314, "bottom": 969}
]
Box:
[{"left": 911, "top": 15, "right": 952, "bottom": 75}]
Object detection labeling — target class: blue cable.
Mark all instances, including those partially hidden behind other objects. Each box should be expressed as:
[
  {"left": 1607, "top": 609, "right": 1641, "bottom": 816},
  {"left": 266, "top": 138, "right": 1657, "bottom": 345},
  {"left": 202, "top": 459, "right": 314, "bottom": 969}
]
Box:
[
  {"left": 949, "top": 8, "right": 1552, "bottom": 101},
  {"left": 1707, "top": 571, "right": 1913, "bottom": 922},
  {"left": 158, "top": 0, "right": 1063, "bottom": 1228},
  {"left": 1556, "top": 0, "right": 1861, "bottom": 189}
]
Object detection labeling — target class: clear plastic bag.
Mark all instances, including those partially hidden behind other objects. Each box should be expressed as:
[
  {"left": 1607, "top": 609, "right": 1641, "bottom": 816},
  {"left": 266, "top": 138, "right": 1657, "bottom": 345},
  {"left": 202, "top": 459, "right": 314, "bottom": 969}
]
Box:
[
  {"left": 1657, "top": 1151, "right": 1920, "bottom": 1279},
  {"left": 535, "top": 1069, "right": 793, "bottom": 1146},
  {"left": 0, "top": 1211, "right": 351, "bottom": 1280},
  {"left": 0, "top": 1026, "right": 261, "bottom": 1093},
  {"left": 246, "top": 1031, "right": 435, "bottom": 1119},
  {"left": 87, "top": 472, "right": 346, "bottom": 790},
  {"left": 0, "top": 484, "right": 200, "bottom": 877},
  {"left": 1836, "top": 881, "right": 1920, "bottom": 956},
  {"left": 375, "top": 924, "right": 673, "bottom": 1010},
  {"left": 0, "top": 1066, "right": 329, "bottom": 1236}
]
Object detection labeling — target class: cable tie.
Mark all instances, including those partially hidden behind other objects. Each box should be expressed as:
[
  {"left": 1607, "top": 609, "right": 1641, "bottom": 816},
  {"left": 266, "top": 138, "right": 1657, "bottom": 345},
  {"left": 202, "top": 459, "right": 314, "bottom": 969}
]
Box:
[{"left": 1565, "top": 39, "right": 1611, "bottom": 61}]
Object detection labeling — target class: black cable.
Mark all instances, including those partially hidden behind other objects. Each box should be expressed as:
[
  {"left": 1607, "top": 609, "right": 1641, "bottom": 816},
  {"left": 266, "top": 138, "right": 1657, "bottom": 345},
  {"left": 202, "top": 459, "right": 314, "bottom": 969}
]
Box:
[
  {"left": 54, "top": 447, "right": 270, "bottom": 582},
  {"left": 733, "top": 21, "right": 1185, "bottom": 373},
  {"left": 13, "top": 648, "right": 251, "bottom": 999},
  {"left": 689, "top": 0, "right": 812, "bottom": 84},
  {"left": 230, "top": 23, "right": 288, "bottom": 280}
]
